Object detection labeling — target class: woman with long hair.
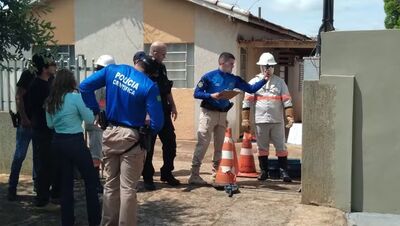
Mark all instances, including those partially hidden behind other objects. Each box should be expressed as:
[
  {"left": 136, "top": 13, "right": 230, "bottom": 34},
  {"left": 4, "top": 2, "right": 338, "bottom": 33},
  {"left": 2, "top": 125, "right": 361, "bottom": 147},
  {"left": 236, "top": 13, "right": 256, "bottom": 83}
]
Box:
[{"left": 46, "top": 69, "right": 101, "bottom": 226}]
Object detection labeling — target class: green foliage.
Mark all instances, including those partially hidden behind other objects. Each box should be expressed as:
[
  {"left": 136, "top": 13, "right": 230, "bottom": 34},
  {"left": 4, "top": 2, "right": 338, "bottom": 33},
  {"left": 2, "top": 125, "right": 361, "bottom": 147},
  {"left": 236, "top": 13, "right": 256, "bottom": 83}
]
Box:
[
  {"left": 0, "top": 0, "right": 57, "bottom": 66},
  {"left": 384, "top": 0, "right": 400, "bottom": 29}
]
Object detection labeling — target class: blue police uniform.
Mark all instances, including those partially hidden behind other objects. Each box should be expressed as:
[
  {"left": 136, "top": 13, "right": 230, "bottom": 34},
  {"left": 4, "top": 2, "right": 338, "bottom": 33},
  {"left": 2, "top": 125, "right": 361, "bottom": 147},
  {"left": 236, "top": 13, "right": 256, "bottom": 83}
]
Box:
[
  {"left": 80, "top": 64, "right": 164, "bottom": 133},
  {"left": 194, "top": 69, "right": 267, "bottom": 110},
  {"left": 79, "top": 64, "right": 164, "bottom": 225},
  {"left": 189, "top": 69, "right": 267, "bottom": 184}
]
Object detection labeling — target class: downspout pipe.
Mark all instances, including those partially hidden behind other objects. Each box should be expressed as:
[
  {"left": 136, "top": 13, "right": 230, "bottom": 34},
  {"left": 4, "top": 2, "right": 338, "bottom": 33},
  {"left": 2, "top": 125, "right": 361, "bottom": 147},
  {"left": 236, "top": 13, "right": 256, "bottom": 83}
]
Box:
[{"left": 316, "top": 0, "right": 335, "bottom": 55}]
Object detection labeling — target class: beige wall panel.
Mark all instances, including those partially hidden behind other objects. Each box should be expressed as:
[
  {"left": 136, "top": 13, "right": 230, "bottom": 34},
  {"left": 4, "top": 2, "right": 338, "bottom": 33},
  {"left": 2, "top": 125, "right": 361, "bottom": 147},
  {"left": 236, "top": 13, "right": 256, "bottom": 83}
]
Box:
[
  {"left": 171, "top": 89, "right": 195, "bottom": 140},
  {"left": 43, "top": 0, "right": 75, "bottom": 44},
  {"left": 144, "top": 0, "right": 194, "bottom": 43}
]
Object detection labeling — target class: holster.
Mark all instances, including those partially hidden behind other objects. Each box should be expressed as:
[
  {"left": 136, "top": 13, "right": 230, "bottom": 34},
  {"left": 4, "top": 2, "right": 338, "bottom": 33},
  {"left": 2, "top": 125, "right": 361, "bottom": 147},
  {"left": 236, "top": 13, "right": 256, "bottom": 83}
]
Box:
[
  {"left": 98, "top": 110, "right": 108, "bottom": 130},
  {"left": 9, "top": 110, "right": 20, "bottom": 128},
  {"left": 138, "top": 125, "right": 153, "bottom": 152}
]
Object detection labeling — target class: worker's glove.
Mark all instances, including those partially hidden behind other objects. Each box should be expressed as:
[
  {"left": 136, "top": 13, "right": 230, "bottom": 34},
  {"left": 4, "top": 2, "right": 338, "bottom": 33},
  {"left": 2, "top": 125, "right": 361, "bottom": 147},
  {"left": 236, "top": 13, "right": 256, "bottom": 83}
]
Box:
[
  {"left": 241, "top": 109, "right": 251, "bottom": 132},
  {"left": 241, "top": 119, "right": 251, "bottom": 132},
  {"left": 286, "top": 116, "right": 294, "bottom": 129},
  {"left": 285, "top": 107, "right": 294, "bottom": 129}
]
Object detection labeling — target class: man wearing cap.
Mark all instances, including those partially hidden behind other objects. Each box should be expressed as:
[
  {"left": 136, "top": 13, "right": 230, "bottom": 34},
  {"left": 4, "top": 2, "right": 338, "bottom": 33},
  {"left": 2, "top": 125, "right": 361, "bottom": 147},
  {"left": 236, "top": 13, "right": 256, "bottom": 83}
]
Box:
[
  {"left": 188, "top": 52, "right": 269, "bottom": 185},
  {"left": 133, "top": 51, "right": 158, "bottom": 77},
  {"left": 84, "top": 55, "right": 116, "bottom": 194},
  {"left": 7, "top": 55, "right": 41, "bottom": 201},
  {"left": 27, "top": 53, "right": 60, "bottom": 207},
  {"left": 241, "top": 52, "right": 294, "bottom": 182},
  {"left": 80, "top": 54, "right": 164, "bottom": 226},
  {"left": 141, "top": 42, "right": 180, "bottom": 191}
]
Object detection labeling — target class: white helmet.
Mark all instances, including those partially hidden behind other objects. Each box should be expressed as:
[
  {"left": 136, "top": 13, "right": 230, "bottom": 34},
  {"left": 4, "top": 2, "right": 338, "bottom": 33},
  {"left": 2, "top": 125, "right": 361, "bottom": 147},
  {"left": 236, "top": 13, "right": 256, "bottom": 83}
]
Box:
[
  {"left": 256, "top": 52, "right": 277, "bottom": 66},
  {"left": 95, "top": 55, "right": 116, "bottom": 67}
]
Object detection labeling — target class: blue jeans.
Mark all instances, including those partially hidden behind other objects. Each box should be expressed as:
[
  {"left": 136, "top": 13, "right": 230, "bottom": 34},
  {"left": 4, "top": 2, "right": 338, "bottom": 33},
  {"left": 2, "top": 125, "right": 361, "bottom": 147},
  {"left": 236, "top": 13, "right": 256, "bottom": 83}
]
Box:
[{"left": 8, "top": 126, "right": 35, "bottom": 192}]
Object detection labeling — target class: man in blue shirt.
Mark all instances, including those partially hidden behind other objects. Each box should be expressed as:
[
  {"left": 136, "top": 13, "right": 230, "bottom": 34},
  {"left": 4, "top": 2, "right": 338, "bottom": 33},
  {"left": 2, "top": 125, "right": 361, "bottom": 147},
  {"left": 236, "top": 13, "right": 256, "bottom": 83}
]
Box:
[
  {"left": 189, "top": 52, "right": 269, "bottom": 185},
  {"left": 80, "top": 61, "right": 164, "bottom": 226}
]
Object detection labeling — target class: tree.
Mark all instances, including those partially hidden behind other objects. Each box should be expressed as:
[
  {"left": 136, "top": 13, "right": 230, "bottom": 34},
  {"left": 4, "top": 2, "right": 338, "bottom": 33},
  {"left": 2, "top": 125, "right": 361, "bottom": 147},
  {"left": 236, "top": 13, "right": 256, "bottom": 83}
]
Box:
[
  {"left": 0, "top": 0, "right": 56, "bottom": 66},
  {"left": 384, "top": 0, "right": 400, "bottom": 29}
]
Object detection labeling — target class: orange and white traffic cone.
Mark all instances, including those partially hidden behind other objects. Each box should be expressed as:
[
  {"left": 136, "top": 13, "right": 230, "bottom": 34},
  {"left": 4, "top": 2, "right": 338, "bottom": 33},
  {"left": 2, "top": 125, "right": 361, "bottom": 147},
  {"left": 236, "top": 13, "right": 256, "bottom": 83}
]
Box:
[
  {"left": 237, "top": 132, "right": 259, "bottom": 178},
  {"left": 214, "top": 128, "right": 239, "bottom": 187}
]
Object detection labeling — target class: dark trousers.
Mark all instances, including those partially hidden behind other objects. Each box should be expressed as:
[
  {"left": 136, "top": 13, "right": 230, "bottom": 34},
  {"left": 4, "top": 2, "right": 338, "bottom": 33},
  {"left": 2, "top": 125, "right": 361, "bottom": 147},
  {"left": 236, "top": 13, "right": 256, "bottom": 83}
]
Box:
[
  {"left": 52, "top": 133, "right": 101, "bottom": 226},
  {"left": 142, "top": 113, "right": 177, "bottom": 182},
  {"left": 32, "top": 128, "right": 60, "bottom": 203}
]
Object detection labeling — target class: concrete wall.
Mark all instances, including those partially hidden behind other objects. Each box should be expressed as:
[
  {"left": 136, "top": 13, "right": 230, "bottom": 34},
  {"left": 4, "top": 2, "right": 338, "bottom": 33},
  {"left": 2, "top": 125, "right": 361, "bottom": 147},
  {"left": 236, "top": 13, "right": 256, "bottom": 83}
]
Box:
[
  {"left": 0, "top": 113, "right": 33, "bottom": 175},
  {"left": 321, "top": 30, "right": 400, "bottom": 214},
  {"left": 74, "top": 0, "right": 144, "bottom": 65},
  {"left": 144, "top": 0, "right": 194, "bottom": 43},
  {"left": 302, "top": 75, "right": 354, "bottom": 212},
  {"left": 303, "top": 30, "right": 400, "bottom": 214}
]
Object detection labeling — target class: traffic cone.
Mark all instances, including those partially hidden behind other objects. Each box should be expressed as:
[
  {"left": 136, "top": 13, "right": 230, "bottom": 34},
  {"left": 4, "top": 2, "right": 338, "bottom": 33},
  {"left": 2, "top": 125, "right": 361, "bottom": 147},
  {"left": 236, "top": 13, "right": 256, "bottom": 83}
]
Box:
[
  {"left": 214, "top": 128, "right": 239, "bottom": 187},
  {"left": 237, "top": 132, "right": 259, "bottom": 178}
]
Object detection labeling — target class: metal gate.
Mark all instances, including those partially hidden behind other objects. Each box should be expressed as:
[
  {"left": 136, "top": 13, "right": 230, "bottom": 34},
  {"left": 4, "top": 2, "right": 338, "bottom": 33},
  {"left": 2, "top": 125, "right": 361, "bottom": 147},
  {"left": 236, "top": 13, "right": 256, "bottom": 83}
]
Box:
[{"left": 0, "top": 55, "right": 97, "bottom": 112}]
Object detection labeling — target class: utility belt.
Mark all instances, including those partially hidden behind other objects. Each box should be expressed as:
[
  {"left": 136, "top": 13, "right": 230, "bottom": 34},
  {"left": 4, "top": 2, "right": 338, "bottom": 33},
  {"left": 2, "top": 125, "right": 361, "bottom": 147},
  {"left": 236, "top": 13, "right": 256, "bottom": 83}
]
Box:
[
  {"left": 200, "top": 100, "right": 233, "bottom": 112},
  {"left": 118, "top": 125, "right": 152, "bottom": 154},
  {"left": 100, "top": 110, "right": 152, "bottom": 153}
]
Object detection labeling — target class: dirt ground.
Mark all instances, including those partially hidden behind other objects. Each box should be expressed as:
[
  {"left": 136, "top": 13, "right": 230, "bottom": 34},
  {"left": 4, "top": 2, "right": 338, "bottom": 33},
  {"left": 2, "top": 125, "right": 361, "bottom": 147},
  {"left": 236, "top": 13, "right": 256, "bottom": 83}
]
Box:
[{"left": 0, "top": 140, "right": 346, "bottom": 226}]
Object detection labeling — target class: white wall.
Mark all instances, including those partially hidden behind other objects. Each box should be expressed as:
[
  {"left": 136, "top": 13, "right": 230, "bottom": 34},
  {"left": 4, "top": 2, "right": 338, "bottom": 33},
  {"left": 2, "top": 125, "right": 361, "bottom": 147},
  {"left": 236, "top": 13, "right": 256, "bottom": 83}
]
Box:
[{"left": 74, "top": 0, "right": 144, "bottom": 65}]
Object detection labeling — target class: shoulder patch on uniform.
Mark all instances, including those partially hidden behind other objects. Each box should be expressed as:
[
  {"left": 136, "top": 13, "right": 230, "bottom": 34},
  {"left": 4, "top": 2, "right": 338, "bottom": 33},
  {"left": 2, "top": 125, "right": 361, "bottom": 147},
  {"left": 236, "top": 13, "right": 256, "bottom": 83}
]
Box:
[
  {"left": 157, "top": 95, "right": 161, "bottom": 102},
  {"left": 197, "top": 81, "right": 203, "bottom": 88}
]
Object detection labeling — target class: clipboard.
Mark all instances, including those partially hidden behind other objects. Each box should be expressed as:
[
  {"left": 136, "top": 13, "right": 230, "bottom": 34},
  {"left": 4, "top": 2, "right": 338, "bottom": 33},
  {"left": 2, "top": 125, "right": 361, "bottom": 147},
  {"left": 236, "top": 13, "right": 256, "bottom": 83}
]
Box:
[{"left": 219, "top": 90, "right": 241, "bottom": 100}]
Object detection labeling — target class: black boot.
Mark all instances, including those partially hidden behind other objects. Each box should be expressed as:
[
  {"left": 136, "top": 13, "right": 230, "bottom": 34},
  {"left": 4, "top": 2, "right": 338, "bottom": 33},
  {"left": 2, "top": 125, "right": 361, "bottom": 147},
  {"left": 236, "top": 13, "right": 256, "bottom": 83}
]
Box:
[
  {"left": 257, "top": 156, "right": 269, "bottom": 181},
  {"left": 278, "top": 157, "right": 292, "bottom": 182},
  {"left": 7, "top": 187, "right": 17, "bottom": 201},
  {"left": 160, "top": 172, "right": 181, "bottom": 186}
]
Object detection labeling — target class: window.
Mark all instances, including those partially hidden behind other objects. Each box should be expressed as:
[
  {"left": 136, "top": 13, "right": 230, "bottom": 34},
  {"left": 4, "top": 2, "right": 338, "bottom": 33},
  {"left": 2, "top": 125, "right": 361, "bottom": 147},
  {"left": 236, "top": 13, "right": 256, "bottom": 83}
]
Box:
[
  {"left": 33, "top": 45, "right": 75, "bottom": 65},
  {"left": 145, "top": 43, "right": 194, "bottom": 88}
]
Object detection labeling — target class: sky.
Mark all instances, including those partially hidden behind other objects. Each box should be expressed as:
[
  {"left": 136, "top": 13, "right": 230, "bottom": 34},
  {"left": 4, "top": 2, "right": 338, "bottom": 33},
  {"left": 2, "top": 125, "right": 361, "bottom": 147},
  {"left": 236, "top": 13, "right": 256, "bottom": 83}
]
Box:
[{"left": 221, "top": 0, "right": 386, "bottom": 37}]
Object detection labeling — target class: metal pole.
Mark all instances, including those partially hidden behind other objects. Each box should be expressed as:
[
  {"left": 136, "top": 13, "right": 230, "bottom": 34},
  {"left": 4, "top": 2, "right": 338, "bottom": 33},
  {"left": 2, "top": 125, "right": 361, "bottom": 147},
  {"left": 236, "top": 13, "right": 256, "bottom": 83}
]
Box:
[
  {"left": 83, "top": 57, "right": 87, "bottom": 81},
  {"left": 13, "top": 60, "right": 18, "bottom": 112},
  {"left": 91, "top": 59, "right": 95, "bottom": 74},
  {"left": 6, "top": 61, "right": 11, "bottom": 111},
  {"left": 74, "top": 57, "right": 79, "bottom": 84},
  {"left": 0, "top": 66, "right": 3, "bottom": 111},
  {"left": 316, "top": 0, "right": 335, "bottom": 56}
]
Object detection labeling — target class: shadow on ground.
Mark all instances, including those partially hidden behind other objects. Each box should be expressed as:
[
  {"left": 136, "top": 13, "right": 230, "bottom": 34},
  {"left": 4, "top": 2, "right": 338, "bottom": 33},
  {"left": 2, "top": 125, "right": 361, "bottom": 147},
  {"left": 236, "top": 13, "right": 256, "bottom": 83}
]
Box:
[
  {"left": 0, "top": 178, "right": 96, "bottom": 226},
  {"left": 138, "top": 198, "right": 194, "bottom": 225}
]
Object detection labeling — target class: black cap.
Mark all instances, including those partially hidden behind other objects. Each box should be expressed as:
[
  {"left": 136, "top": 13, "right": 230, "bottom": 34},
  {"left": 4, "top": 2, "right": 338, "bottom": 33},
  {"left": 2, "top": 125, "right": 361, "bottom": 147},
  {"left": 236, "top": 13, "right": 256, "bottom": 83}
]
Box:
[
  {"left": 133, "top": 51, "right": 158, "bottom": 75},
  {"left": 142, "top": 56, "right": 158, "bottom": 75},
  {"left": 133, "top": 51, "right": 146, "bottom": 63}
]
